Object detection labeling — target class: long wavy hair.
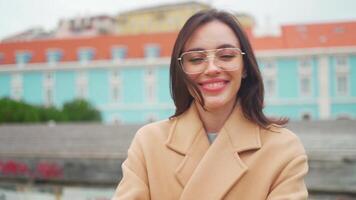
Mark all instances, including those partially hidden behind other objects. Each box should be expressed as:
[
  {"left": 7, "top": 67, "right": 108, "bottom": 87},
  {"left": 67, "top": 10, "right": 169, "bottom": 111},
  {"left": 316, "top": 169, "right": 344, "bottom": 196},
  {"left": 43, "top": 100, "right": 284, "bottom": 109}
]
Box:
[{"left": 169, "top": 9, "right": 288, "bottom": 129}]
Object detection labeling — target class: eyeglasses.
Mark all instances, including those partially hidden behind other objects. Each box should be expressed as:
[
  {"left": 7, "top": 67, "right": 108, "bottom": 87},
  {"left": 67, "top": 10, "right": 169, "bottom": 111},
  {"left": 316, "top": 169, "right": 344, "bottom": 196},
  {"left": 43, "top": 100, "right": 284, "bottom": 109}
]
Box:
[{"left": 178, "top": 47, "right": 245, "bottom": 75}]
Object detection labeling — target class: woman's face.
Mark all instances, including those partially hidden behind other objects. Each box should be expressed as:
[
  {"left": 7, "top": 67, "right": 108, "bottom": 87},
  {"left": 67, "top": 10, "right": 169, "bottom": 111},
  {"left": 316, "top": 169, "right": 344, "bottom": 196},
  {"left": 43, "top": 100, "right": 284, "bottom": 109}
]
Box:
[{"left": 183, "top": 20, "right": 244, "bottom": 111}]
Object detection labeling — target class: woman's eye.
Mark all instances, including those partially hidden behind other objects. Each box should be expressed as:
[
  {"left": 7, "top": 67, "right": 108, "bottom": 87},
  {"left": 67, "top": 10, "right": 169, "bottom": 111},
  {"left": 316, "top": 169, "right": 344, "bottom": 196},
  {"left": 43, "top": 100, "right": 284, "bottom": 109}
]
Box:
[
  {"left": 189, "top": 57, "right": 205, "bottom": 64},
  {"left": 218, "top": 54, "right": 236, "bottom": 60}
]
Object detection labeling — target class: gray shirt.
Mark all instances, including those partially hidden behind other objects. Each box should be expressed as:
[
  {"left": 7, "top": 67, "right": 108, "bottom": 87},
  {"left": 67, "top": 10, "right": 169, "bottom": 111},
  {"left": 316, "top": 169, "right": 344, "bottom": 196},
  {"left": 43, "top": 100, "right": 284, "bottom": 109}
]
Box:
[{"left": 207, "top": 132, "right": 218, "bottom": 144}]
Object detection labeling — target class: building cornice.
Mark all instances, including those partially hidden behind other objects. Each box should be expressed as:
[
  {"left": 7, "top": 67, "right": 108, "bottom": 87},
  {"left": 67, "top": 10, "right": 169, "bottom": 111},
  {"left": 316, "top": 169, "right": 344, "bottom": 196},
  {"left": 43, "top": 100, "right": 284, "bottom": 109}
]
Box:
[
  {"left": 0, "top": 57, "right": 171, "bottom": 72},
  {"left": 256, "top": 46, "right": 356, "bottom": 58}
]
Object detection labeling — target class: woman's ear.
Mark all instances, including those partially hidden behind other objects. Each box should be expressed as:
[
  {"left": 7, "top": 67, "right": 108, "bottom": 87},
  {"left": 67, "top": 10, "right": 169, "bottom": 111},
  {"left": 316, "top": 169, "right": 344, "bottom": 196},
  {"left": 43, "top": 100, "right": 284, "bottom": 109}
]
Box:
[{"left": 242, "top": 71, "right": 247, "bottom": 79}]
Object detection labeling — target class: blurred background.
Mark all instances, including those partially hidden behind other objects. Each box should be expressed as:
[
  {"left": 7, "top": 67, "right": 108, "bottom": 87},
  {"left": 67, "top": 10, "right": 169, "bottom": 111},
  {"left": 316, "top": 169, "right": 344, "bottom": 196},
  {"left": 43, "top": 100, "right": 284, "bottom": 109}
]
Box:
[{"left": 0, "top": 0, "right": 355, "bottom": 199}]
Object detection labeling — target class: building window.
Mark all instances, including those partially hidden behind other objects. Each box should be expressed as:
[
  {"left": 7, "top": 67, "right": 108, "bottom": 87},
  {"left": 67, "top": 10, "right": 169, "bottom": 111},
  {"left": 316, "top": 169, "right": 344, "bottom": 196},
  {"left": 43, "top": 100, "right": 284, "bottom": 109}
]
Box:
[
  {"left": 335, "top": 55, "right": 349, "bottom": 96},
  {"left": 111, "top": 46, "right": 127, "bottom": 61},
  {"left": 300, "top": 58, "right": 312, "bottom": 69},
  {"left": 300, "top": 76, "right": 312, "bottom": 96},
  {"left": 336, "top": 74, "right": 348, "bottom": 96},
  {"left": 46, "top": 49, "right": 63, "bottom": 65},
  {"left": 43, "top": 72, "right": 54, "bottom": 106},
  {"left": 76, "top": 71, "right": 88, "bottom": 99},
  {"left": 11, "top": 73, "right": 23, "bottom": 100},
  {"left": 110, "top": 70, "right": 121, "bottom": 103},
  {"left": 299, "top": 58, "right": 313, "bottom": 97},
  {"left": 264, "top": 77, "right": 276, "bottom": 97},
  {"left": 144, "top": 44, "right": 160, "bottom": 58},
  {"left": 145, "top": 68, "right": 156, "bottom": 103},
  {"left": 260, "top": 59, "right": 277, "bottom": 98},
  {"left": 15, "top": 51, "right": 32, "bottom": 67},
  {"left": 77, "top": 48, "right": 95, "bottom": 65},
  {"left": 335, "top": 56, "right": 347, "bottom": 67}
]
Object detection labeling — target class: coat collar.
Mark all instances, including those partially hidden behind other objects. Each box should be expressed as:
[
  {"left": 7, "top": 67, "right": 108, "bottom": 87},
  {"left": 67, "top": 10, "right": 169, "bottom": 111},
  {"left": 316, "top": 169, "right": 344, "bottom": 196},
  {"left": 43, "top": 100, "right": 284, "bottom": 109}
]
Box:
[
  {"left": 166, "top": 102, "right": 262, "bottom": 155},
  {"left": 165, "top": 102, "right": 262, "bottom": 200}
]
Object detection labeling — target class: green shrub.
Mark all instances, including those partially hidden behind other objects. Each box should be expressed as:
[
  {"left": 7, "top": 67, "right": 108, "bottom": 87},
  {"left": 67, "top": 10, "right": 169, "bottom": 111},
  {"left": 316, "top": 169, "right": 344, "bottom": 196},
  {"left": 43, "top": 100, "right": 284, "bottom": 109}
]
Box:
[
  {"left": 0, "top": 97, "right": 101, "bottom": 123},
  {"left": 62, "top": 99, "right": 101, "bottom": 122},
  {"left": 0, "top": 98, "right": 40, "bottom": 123}
]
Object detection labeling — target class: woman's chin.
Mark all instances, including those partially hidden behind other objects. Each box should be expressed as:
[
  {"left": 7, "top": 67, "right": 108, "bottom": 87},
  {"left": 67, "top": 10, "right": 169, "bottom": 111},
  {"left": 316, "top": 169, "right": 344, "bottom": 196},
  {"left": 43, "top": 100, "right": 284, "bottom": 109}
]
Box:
[{"left": 203, "top": 99, "right": 226, "bottom": 111}]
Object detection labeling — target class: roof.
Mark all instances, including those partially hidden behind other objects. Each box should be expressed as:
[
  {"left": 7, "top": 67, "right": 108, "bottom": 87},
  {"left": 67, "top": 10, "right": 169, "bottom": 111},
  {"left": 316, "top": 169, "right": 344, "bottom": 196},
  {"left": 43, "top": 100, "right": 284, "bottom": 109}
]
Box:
[
  {"left": 0, "top": 20, "right": 356, "bottom": 65},
  {"left": 118, "top": 1, "right": 210, "bottom": 15},
  {"left": 0, "top": 32, "right": 178, "bottom": 65},
  {"left": 281, "top": 21, "right": 356, "bottom": 49},
  {"left": 250, "top": 20, "right": 356, "bottom": 50}
]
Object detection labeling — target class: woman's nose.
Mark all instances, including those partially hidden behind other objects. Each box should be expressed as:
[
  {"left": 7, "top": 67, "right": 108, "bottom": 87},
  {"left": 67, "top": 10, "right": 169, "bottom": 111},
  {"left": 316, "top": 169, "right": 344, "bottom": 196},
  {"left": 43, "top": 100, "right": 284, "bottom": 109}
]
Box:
[{"left": 204, "top": 57, "right": 221, "bottom": 75}]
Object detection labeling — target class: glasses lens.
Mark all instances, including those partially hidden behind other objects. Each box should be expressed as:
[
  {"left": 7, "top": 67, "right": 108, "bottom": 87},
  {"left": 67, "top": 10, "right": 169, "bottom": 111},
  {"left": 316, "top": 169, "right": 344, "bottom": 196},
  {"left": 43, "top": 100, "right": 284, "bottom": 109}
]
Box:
[
  {"left": 180, "top": 48, "right": 243, "bottom": 74},
  {"left": 181, "top": 52, "right": 207, "bottom": 74},
  {"left": 214, "top": 48, "right": 241, "bottom": 70}
]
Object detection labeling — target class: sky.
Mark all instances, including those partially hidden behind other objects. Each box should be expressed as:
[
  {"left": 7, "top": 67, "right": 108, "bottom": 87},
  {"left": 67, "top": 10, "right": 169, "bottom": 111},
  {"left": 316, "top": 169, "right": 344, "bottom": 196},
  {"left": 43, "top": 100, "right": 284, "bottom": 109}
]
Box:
[{"left": 0, "top": 0, "right": 356, "bottom": 39}]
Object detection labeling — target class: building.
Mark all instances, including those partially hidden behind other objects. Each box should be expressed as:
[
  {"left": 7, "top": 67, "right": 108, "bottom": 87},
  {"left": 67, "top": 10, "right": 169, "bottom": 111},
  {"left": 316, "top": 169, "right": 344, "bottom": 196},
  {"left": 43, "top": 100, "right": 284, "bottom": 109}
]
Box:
[
  {"left": 116, "top": 1, "right": 254, "bottom": 35},
  {"left": 55, "top": 15, "right": 117, "bottom": 38},
  {"left": 0, "top": 20, "right": 356, "bottom": 123},
  {"left": 1, "top": 28, "right": 53, "bottom": 43}
]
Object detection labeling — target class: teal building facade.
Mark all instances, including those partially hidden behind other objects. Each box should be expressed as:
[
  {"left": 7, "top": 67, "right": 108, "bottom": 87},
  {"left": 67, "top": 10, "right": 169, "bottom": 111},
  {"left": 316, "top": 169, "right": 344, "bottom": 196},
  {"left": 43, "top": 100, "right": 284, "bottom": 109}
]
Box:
[{"left": 1, "top": 47, "right": 356, "bottom": 124}]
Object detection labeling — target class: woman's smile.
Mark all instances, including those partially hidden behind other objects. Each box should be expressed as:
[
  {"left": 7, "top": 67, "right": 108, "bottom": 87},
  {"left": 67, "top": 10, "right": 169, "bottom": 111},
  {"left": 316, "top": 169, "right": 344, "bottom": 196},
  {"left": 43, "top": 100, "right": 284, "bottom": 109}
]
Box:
[{"left": 198, "top": 78, "right": 229, "bottom": 93}]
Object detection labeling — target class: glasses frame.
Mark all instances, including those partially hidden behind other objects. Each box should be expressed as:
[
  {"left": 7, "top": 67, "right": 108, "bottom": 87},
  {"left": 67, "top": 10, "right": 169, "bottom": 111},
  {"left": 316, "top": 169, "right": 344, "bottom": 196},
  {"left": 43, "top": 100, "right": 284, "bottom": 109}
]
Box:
[{"left": 177, "top": 47, "right": 246, "bottom": 75}]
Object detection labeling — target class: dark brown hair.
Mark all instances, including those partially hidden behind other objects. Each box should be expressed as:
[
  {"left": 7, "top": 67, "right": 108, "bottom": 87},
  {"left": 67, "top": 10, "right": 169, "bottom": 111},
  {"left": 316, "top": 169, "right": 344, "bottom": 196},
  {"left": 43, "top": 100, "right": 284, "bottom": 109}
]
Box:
[{"left": 169, "top": 9, "right": 288, "bottom": 129}]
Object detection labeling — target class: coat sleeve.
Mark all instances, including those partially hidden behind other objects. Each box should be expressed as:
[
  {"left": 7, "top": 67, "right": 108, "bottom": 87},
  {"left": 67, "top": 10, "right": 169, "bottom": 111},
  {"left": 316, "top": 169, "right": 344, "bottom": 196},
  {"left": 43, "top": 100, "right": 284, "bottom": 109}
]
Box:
[
  {"left": 112, "top": 131, "right": 150, "bottom": 200},
  {"left": 267, "top": 154, "right": 309, "bottom": 200}
]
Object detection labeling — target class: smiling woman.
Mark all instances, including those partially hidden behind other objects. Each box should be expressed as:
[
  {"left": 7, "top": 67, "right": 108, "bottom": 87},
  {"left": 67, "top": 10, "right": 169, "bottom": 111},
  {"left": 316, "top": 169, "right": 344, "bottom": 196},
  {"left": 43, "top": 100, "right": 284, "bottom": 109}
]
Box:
[{"left": 112, "top": 9, "right": 308, "bottom": 200}]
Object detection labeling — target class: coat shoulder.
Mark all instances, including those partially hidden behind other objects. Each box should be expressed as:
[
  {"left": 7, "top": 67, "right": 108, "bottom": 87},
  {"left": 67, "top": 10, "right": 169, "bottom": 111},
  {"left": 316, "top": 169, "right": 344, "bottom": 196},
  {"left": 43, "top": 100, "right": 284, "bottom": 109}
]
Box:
[
  {"left": 132, "top": 118, "right": 176, "bottom": 146},
  {"left": 260, "top": 125, "right": 307, "bottom": 157}
]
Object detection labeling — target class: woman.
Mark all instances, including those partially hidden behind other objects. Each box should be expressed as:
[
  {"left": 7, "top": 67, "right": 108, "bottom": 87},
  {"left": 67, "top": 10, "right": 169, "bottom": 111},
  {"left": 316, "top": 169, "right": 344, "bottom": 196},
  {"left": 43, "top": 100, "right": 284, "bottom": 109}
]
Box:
[{"left": 112, "top": 9, "right": 308, "bottom": 200}]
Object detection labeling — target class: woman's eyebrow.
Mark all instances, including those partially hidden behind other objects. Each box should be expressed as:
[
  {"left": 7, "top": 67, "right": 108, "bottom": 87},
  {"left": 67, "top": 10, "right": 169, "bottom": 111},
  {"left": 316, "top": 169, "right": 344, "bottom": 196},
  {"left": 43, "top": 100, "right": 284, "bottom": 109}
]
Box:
[
  {"left": 185, "top": 47, "right": 205, "bottom": 52},
  {"left": 185, "top": 44, "right": 238, "bottom": 52},
  {"left": 216, "top": 44, "right": 237, "bottom": 49}
]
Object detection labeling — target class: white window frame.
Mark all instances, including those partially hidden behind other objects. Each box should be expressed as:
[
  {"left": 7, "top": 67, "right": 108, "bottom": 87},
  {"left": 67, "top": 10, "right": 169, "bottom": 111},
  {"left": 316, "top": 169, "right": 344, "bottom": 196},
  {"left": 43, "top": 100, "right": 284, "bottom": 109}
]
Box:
[
  {"left": 335, "top": 55, "right": 348, "bottom": 68},
  {"left": 261, "top": 59, "right": 277, "bottom": 98},
  {"left": 299, "top": 76, "right": 312, "bottom": 97},
  {"left": 264, "top": 76, "right": 276, "bottom": 97},
  {"left": 15, "top": 50, "right": 32, "bottom": 68},
  {"left": 335, "top": 55, "right": 349, "bottom": 96},
  {"left": 144, "top": 44, "right": 160, "bottom": 59},
  {"left": 111, "top": 46, "right": 127, "bottom": 62},
  {"left": 335, "top": 73, "right": 349, "bottom": 96},
  {"left": 11, "top": 73, "right": 23, "bottom": 101},
  {"left": 46, "top": 49, "right": 63, "bottom": 66},
  {"left": 76, "top": 70, "right": 88, "bottom": 99},
  {"left": 110, "top": 69, "right": 122, "bottom": 103},
  {"left": 298, "top": 57, "right": 313, "bottom": 97},
  {"left": 43, "top": 72, "right": 55, "bottom": 106},
  {"left": 77, "top": 47, "right": 95, "bottom": 65},
  {"left": 144, "top": 68, "right": 156, "bottom": 104}
]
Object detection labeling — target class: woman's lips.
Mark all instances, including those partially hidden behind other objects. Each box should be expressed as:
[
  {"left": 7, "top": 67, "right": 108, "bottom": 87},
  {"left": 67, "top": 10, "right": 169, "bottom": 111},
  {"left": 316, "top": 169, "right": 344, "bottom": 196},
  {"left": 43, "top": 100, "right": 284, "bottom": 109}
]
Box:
[{"left": 198, "top": 79, "right": 229, "bottom": 93}]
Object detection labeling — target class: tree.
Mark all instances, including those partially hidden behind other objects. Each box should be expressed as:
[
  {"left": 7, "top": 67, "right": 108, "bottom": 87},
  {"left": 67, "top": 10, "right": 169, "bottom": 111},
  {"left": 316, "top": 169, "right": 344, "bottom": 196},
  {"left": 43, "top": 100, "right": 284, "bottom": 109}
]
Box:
[
  {"left": 62, "top": 99, "right": 101, "bottom": 122},
  {"left": 0, "top": 97, "right": 101, "bottom": 123},
  {"left": 0, "top": 98, "right": 40, "bottom": 123}
]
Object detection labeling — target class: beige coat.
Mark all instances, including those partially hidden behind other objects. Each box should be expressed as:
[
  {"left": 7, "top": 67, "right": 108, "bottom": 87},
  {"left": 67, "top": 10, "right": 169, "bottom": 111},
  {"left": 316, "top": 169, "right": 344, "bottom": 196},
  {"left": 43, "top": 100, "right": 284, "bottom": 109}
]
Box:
[{"left": 112, "top": 103, "right": 308, "bottom": 200}]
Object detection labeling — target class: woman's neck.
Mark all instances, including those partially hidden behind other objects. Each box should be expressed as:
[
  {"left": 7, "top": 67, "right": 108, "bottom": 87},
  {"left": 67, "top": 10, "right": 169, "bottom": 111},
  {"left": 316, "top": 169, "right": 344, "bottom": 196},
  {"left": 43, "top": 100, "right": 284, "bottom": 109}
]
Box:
[{"left": 196, "top": 101, "right": 236, "bottom": 133}]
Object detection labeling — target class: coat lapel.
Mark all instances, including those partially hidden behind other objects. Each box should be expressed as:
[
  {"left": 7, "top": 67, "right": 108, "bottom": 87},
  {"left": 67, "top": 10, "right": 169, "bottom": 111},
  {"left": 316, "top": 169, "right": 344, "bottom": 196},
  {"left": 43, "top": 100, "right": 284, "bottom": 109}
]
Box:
[
  {"left": 166, "top": 103, "right": 210, "bottom": 187},
  {"left": 166, "top": 103, "right": 262, "bottom": 199}
]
